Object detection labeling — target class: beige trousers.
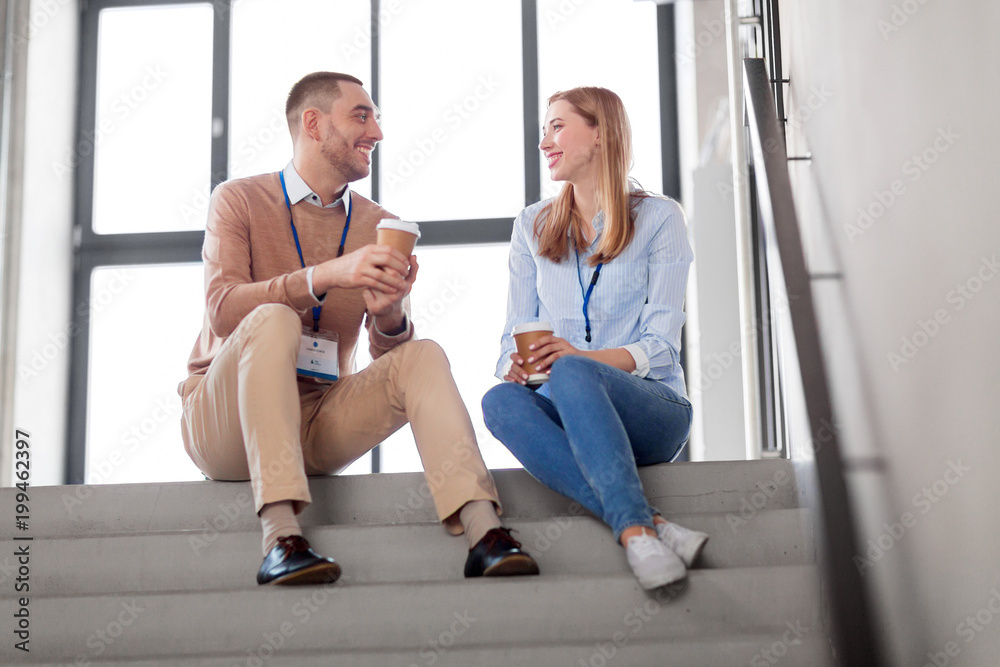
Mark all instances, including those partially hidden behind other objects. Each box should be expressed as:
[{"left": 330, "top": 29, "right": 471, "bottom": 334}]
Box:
[{"left": 180, "top": 304, "right": 500, "bottom": 534}]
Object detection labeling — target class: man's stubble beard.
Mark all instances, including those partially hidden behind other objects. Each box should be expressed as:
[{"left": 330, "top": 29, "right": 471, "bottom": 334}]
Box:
[{"left": 321, "top": 122, "right": 369, "bottom": 184}]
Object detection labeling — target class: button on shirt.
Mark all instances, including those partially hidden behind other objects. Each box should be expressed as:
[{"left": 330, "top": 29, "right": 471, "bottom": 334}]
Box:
[
  {"left": 282, "top": 161, "right": 352, "bottom": 213},
  {"left": 495, "top": 194, "right": 694, "bottom": 400}
]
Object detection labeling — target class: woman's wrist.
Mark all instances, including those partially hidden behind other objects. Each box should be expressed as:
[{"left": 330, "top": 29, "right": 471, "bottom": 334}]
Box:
[{"left": 582, "top": 347, "right": 637, "bottom": 373}]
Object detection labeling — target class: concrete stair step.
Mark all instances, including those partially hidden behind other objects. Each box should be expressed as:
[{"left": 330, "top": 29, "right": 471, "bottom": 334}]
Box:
[
  {"left": 8, "top": 460, "right": 802, "bottom": 537},
  {"left": 5, "top": 510, "right": 814, "bottom": 598},
  {"left": 0, "top": 566, "right": 823, "bottom": 663},
  {"left": 26, "top": 635, "right": 834, "bottom": 667}
]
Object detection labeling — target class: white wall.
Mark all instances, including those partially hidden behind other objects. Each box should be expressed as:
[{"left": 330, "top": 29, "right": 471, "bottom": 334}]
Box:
[
  {"left": 778, "top": 1, "right": 1000, "bottom": 664},
  {"left": 11, "top": 0, "right": 79, "bottom": 485}
]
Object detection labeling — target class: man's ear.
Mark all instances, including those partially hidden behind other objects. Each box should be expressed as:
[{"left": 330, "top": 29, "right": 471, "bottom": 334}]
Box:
[{"left": 300, "top": 108, "right": 323, "bottom": 142}]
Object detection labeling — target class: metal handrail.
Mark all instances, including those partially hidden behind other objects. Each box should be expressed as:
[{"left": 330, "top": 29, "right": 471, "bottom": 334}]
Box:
[{"left": 742, "top": 57, "right": 883, "bottom": 666}]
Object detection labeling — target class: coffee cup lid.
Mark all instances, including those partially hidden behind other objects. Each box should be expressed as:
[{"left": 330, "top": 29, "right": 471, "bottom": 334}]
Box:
[
  {"left": 512, "top": 321, "right": 553, "bottom": 335},
  {"left": 377, "top": 218, "right": 421, "bottom": 238}
]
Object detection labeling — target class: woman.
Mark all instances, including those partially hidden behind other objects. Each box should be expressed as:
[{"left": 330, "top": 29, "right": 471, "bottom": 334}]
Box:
[{"left": 482, "top": 87, "right": 706, "bottom": 589}]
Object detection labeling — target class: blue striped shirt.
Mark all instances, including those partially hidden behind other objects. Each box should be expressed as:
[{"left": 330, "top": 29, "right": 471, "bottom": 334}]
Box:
[{"left": 494, "top": 194, "right": 694, "bottom": 399}]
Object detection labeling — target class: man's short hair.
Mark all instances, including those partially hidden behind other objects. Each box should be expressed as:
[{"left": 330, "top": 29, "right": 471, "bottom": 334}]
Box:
[{"left": 285, "top": 72, "right": 364, "bottom": 136}]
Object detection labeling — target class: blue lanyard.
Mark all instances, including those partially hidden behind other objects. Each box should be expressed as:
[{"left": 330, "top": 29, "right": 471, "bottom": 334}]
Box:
[
  {"left": 575, "top": 247, "right": 603, "bottom": 343},
  {"left": 279, "top": 171, "right": 351, "bottom": 331}
]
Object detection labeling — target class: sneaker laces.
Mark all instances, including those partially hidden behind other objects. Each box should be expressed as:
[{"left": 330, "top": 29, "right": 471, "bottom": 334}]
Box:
[
  {"left": 659, "top": 522, "right": 680, "bottom": 539},
  {"left": 628, "top": 535, "right": 665, "bottom": 560}
]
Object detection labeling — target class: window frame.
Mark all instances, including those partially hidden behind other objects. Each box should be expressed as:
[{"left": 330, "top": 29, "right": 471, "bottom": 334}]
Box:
[{"left": 66, "top": 0, "right": 681, "bottom": 483}]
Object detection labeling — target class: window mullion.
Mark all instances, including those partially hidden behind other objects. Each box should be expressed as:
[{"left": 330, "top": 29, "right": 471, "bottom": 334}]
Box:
[
  {"left": 371, "top": 0, "right": 382, "bottom": 474},
  {"left": 211, "top": 0, "right": 231, "bottom": 188},
  {"left": 521, "top": 0, "right": 539, "bottom": 206}
]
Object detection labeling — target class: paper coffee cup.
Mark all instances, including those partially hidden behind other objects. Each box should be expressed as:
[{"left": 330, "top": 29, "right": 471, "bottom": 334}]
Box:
[
  {"left": 377, "top": 219, "right": 421, "bottom": 257},
  {"left": 512, "top": 321, "right": 553, "bottom": 385}
]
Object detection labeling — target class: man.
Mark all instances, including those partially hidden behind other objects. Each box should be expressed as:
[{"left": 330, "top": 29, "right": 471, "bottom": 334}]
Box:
[{"left": 178, "top": 72, "right": 538, "bottom": 585}]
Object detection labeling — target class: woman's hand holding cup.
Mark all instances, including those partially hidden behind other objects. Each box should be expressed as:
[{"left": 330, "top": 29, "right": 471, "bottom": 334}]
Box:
[
  {"left": 524, "top": 334, "right": 579, "bottom": 373},
  {"left": 503, "top": 353, "right": 532, "bottom": 385},
  {"left": 510, "top": 322, "right": 558, "bottom": 387}
]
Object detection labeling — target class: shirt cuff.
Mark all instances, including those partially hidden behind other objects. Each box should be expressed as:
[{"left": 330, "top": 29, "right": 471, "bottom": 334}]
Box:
[
  {"left": 306, "top": 266, "right": 325, "bottom": 304},
  {"left": 623, "top": 344, "right": 650, "bottom": 378},
  {"left": 374, "top": 313, "right": 411, "bottom": 339},
  {"left": 500, "top": 357, "right": 514, "bottom": 380}
]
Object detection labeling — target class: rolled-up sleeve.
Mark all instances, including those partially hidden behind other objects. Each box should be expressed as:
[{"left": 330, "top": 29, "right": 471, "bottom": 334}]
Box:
[
  {"left": 495, "top": 209, "right": 540, "bottom": 380},
  {"left": 634, "top": 202, "right": 693, "bottom": 381},
  {"left": 622, "top": 343, "right": 650, "bottom": 377}
]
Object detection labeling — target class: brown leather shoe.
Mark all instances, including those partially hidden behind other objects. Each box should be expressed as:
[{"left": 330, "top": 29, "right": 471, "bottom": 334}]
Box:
[
  {"left": 257, "top": 536, "right": 341, "bottom": 586},
  {"left": 464, "top": 527, "right": 540, "bottom": 578}
]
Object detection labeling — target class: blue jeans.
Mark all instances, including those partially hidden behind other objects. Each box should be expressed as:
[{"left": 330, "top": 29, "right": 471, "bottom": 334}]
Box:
[{"left": 482, "top": 355, "right": 692, "bottom": 542}]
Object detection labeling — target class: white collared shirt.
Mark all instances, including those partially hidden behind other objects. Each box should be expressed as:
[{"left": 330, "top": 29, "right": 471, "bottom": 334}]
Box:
[{"left": 281, "top": 161, "right": 352, "bottom": 218}]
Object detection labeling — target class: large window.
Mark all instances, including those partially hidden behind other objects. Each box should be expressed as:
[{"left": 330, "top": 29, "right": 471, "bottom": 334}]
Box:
[
  {"left": 380, "top": 1, "right": 525, "bottom": 220},
  {"left": 92, "top": 4, "right": 214, "bottom": 235},
  {"left": 70, "top": 0, "right": 675, "bottom": 484}
]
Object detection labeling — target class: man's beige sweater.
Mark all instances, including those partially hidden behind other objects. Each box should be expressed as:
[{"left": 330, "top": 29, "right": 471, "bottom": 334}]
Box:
[{"left": 179, "top": 172, "right": 413, "bottom": 394}]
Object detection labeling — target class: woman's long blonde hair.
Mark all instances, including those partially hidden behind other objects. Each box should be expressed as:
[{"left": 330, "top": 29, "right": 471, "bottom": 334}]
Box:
[{"left": 535, "top": 87, "right": 645, "bottom": 266}]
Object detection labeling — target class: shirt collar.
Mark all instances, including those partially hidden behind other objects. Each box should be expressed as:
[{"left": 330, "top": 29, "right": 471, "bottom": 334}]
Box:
[
  {"left": 282, "top": 161, "right": 351, "bottom": 215},
  {"left": 568, "top": 210, "right": 606, "bottom": 247},
  {"left": 592, "top": 210, "right": 606, "bottom": 234},
  {"left": 570, "top": 188, "right": 641, "bottom": 244}
]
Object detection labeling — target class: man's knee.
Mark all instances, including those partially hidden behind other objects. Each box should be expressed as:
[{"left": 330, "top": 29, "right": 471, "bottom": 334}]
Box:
[
  {"left": 243, "top": 304, "right": 302, "bottom": 344},
  {"left": 398, "top": 338, "right": 450, "bottom": 371}
]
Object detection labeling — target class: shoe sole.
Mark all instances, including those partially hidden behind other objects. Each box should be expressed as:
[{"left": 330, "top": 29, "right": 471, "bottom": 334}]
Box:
[
  {"left": 637, "top": 564, "right": 687, "bottom": 590},
  {"left": 677, "top": 535, "right": 709, "bottom": 568},
  {"left": 266, "top": 562, "right": 342, "bottom": 586},
  {"left": 483, "top": 554, "right": 540, "bottom": 577}
]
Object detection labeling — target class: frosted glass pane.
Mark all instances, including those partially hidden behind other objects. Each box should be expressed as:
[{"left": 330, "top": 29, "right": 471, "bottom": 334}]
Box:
[
  {"left": 537, "top": 0, "right": 662, "bottom": 200},
  {"left": 86, "top": 264, "right": 205, "bottom": 484},
  {"left": 230, "top": 0, "right": 372, "bottom": 200},
  {"left": 92, "top": 5, "right": 213, "bottom": 234},
  {"left": 353, "top": 244, "right": 521, "bottom": 473},
  {"left": 380, "top": 1, "right": 524, "bottom": 220}
]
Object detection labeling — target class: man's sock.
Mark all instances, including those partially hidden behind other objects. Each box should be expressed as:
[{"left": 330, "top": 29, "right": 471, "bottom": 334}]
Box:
[
  {"left": 260, "top": 500, "right": 301, "bottom": 555},
  {"left": 460, "top": 499, "right": 502, "bottom": 549}
]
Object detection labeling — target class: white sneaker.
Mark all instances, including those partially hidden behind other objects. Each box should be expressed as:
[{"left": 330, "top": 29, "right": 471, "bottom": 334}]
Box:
[
  {"left": 655, "top": 521, "right": 709, "bottom": 568},
  {"left": 625, "top": 533, "right": 687, "bottom": 589}
]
